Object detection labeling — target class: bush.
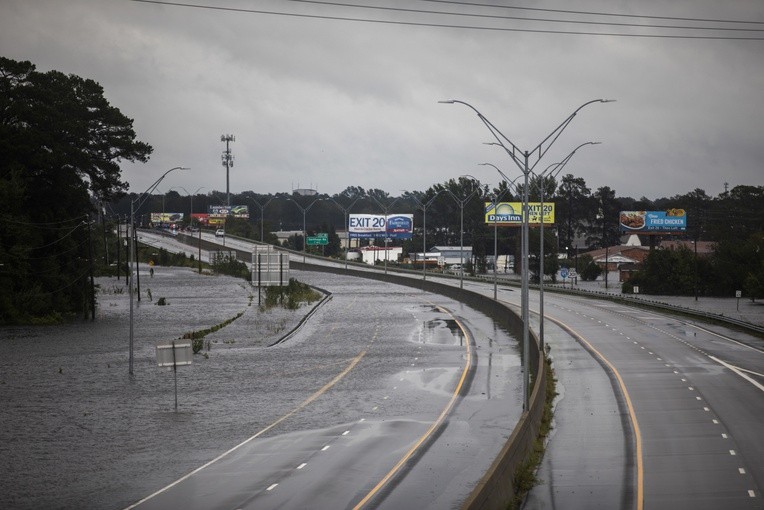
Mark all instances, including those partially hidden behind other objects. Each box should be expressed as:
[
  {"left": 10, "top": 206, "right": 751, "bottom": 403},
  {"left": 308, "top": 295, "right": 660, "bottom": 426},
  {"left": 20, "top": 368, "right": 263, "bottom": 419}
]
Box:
[
  {"left": 580, "top": 260, "right": 602, "bottom": 281},
  {"left": 211, "top": 253, "right": 250, "bottom": 280},
  {"left": 263, "top": 278, "right": 321, "bottom": 310}
]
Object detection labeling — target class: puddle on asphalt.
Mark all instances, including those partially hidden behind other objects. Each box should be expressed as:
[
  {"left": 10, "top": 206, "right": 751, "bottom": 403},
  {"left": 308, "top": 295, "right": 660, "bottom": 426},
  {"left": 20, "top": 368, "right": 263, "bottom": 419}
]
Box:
[
  {"left": 408, "top": 304, "right": 439, "bottom": 313},
  {"left": 396, "top": 366, "right": 461, "bottom": 397},
  {"left": 415, "top": 318, "right": 465, "bottom": 346}
]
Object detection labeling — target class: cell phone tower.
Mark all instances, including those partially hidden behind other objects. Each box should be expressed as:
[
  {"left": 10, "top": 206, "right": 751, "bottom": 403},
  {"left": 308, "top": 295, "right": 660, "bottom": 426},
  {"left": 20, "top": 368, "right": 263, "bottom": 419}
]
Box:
[{"left": 221, "top": 134, "right": 235, "bottom": 206}]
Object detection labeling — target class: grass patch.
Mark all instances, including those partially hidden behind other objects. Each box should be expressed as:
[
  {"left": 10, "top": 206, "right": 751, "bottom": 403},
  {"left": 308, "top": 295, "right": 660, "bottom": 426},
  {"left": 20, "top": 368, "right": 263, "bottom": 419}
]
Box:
[
  {"left": 509, "top": 356, "right": 558, "bottom": 509},
  {"left": 182, "top": 311, "right": 245, "bottom": 354},
  {"left": 262, "top": 278, "right": 322, "bottom": 310}
]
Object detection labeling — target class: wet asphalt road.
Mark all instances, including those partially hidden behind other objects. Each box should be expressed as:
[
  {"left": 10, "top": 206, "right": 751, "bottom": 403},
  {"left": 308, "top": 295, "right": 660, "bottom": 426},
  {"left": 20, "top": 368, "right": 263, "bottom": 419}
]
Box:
[
  {"left": 512, "top": 293, "right": 764, "bottom": 510},
  {"left": 4, "top": 230, "right": 763, "bottom": 509},
  {"left": 0, "top": 267, "right": 522, "bottom": 510}
]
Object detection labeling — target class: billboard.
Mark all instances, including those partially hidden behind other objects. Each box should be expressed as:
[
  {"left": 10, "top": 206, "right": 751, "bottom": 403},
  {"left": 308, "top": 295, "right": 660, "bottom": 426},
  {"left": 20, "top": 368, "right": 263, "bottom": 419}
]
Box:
[
  {"left": 208, "top": 205, "right": 249, "bottom": 219},
  {"left": 484, "top": 202, "right": 555, "bottom": 226},
  {"left": 386, "top": 214, "right": 414, "bottom": 239},
  {"left": 619, "top": 210, "right": 686, "bottom": 233},
  {"left": 150, "top": 212, "right": 184, "bottom": 223},
  {"left": 348, "top": 214, "right": 413, "bottom": 239},
  {"left": 191, "top": 213, "right": 209, "bottom": 226}
]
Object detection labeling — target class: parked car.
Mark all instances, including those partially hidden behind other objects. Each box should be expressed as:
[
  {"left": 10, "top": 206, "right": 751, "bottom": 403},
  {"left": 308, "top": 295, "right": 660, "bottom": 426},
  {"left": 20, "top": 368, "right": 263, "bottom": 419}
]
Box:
[{"left": 215, "top": 229, "right": 225, "bottom": 237}]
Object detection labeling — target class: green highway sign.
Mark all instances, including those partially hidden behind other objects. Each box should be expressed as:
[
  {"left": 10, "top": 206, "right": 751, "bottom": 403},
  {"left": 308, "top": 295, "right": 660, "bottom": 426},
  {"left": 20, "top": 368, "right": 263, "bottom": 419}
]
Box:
[{"left": 307, "top": 233, "right": 329, "bottom": 246}]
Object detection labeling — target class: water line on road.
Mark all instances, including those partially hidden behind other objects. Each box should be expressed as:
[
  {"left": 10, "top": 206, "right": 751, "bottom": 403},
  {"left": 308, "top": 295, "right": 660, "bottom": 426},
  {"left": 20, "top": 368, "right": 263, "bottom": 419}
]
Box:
[
  {"left": 352, "top": 304, "right": 474, "bottom": 510},
  {"left": 124, "top": 318, "right": 381, "bottom": 510}
]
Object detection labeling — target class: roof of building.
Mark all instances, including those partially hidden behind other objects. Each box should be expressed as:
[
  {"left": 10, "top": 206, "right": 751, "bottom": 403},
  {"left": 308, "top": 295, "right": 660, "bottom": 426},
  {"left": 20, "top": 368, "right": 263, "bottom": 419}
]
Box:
[
  {"left": 431, "top": 246, "right": 473, "bottom": 252},
  {"left": 660, "top": 240, "right": 716, "bottom": 255},
  {"left": 358, "top": 246, "right": 402, "bottom": 252},
  {"left": 581, "top": 239, "right": 716, "bottom": 262}
]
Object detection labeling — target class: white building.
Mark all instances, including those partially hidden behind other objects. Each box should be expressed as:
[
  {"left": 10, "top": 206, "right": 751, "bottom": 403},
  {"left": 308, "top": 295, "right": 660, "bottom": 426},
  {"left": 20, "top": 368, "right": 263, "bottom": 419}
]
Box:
[
  {"left": 272, "top": 230, "right": 303, "bottom": 246},
  {"left": 430, "top": 246, "right": 472, "bottom": 267},
  {"left": 354, "top": 246, "right": 403, "bottom": 265}
]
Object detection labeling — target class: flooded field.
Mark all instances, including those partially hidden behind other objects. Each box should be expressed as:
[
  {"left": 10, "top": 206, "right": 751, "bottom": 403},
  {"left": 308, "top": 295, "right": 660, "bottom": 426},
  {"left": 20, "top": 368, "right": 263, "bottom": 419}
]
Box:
[{"left": 0, "top": 267, "right": 316, "bottom": 510}]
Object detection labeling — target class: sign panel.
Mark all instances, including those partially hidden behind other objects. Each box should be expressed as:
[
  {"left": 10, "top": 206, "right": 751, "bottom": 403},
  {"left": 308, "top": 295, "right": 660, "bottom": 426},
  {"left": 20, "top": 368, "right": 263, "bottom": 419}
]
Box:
[
  {"left": 349, "top": 214, "right": 386, "bottom": 237},
  {"left": 385, "top": 214, "right": 414, "bottom": 240},
  {"left": 150, "top": 212, "right": 185, "bottom": 223},
  {"left": 484, "top": 202, "right": 555, "bottom": 226},
  {"left": 307, "top": 234, "right": 329, "bottom": 245},
  {"left": 349, "top": 214, "right": 413, "bottom": 239},
  {"left": 619, "top": 209, "right": 686, "bottom": 233},
  {"left": 251, "top": 247, "right": 289, "bottom": 286},
  {"left": 208, "top": 205, "right": 250, "bottom": 219},
  {"left": 191, "top": 213, "right": 209, "bottom": 225},
  {"left": 156, "top": 341, "right": 192, "bottom": 367}
]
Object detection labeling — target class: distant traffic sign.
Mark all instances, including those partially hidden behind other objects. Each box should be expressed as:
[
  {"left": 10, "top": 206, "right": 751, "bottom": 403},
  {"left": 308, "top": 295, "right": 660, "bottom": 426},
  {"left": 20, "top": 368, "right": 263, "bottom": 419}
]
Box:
[
  {"left": 560, "top": 267, "right": 569, "bottom": 279},
  {"left": 307, "top": 233, "right": 329, "bottom": 246}
]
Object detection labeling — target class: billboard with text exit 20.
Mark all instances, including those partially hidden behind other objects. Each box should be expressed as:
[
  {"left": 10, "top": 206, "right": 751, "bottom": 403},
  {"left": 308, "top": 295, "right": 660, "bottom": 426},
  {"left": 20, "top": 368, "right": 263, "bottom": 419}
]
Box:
[{"left": 348, "top": 214, "right": 413, "bottom": 239}]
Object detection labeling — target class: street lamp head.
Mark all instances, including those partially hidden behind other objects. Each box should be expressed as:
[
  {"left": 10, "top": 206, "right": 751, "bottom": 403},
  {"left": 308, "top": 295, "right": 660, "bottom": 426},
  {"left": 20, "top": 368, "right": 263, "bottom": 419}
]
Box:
[{"left": 438, "top": 100, "right": 456, "bottom": 104}]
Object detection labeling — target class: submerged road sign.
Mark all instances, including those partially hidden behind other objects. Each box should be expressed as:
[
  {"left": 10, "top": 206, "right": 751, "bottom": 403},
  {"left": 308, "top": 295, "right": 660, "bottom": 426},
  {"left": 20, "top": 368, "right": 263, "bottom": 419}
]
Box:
[{"left": 156, "top": 340, "right": 192, "bottom": 411}]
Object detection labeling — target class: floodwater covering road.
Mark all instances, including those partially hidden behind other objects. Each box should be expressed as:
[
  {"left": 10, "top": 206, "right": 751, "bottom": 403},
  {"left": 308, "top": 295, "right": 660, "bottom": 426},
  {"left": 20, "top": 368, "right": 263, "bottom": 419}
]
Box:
[{"left": 0, "top": 267, "right": 523, "bottom": 509}]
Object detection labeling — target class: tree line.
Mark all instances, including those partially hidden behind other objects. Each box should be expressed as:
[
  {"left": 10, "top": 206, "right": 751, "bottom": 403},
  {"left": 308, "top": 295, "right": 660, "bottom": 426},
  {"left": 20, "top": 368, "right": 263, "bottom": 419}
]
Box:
[
  {"left": 1, "top": 57, "right": 150, "bottom": 324},
  {"left": 2, "top": 57, "right": 762, "bottom": 324},
  {"left": 108, "top": 180, "right": 764, "bottom": 300}
]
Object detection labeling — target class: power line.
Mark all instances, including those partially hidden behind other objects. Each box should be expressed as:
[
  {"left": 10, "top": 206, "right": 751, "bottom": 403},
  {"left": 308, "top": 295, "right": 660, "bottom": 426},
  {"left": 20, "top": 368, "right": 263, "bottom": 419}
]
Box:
[
  {"left": 1, "top": 214, "right": 89, "bottom": 228},
  {"left": 420, "top": 0, "right": 764, "bottom": 26},
  {"left": 127, "top": 0, "right": 764, "bottom": 40},
  {"left": 280, "top": 0, "right": 764, "bottom": 32}
]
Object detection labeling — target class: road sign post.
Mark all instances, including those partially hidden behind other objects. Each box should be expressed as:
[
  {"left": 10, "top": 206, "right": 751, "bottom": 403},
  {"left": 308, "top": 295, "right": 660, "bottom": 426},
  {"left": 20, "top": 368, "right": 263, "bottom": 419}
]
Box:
[
  {"left": 157, "top": 340, "right": 192, "bottom": 411},
  {"left": 560, "top": 267, "right": 569, "bottom": 287}
]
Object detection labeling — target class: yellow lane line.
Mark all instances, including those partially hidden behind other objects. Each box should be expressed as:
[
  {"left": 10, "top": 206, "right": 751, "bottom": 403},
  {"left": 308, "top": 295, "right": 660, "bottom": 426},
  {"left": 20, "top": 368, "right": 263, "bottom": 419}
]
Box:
[
  {"left": 352, "top": 305, "right": 473, "bottom": 510},
  {"left": 543, "top": 314, "right": 644, "bottom": 510},
  {"left": 125, "top": 320, "right": 377, "bottom": 509}
]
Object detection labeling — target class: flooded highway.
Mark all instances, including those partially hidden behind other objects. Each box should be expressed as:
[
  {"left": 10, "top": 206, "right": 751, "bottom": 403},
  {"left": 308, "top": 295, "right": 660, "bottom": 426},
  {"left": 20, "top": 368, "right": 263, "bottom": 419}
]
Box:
[{"left": 0, "top": 267, "right": 522, "bottom": 509}]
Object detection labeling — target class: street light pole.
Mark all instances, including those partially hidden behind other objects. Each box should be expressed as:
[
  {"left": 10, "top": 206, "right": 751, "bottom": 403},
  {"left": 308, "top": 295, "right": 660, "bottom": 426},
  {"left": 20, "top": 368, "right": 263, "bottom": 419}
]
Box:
[
  {"left": 327, "top": 195, "right": 363, "bottom": 270},
  {"left": 129, "top": 166, "right": 188, "bottom": 375},
  {"left": 368, "top": 195, "right": 403, "bottom": 275},
  {"left": 441, "top": 98, "right": 612, "bottom": 410},
  {"left": 288, "top": 197, "right": 324, "bottom": 263},
  {"left": 175, "top": 186, "right": 206, "bottom": 227},
  {"left": 479, "top": 163, "right": 521, "bottom": 300},
  {"left": 247, "top": 195, "right": 277, "bottom": 243},
  {"left": 403, "top": 190, "right": 444, "bottom": 282},
  {"left": 535, "top": 142, "right": 599, "bottom": 351},
  {"left": 447, "top": 180, "right": 480, "bottom": 290}
]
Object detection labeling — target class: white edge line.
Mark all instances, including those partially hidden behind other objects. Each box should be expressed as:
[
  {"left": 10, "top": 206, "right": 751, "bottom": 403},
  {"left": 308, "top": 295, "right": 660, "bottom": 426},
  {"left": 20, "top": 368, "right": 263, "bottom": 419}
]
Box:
[
  {"left": 687, "top": 323, "right": 762, "bottom": 352},
  {"left": 124, "top": 348, "right": 371, "bottom": 509},
  {"left": 123, "top": 421, "right": 276, "bottom": 509},
  {"left": 709, "top": 355, "right": 764, "bottom": 393}
]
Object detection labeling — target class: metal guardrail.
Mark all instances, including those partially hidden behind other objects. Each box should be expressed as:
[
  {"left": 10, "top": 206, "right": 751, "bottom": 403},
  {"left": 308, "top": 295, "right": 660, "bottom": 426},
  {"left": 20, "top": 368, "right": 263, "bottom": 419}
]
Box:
[
  {"left": 540, "top": 284, "right": 764, "bottom": 336},
  {"left": 145, "top": 229, "right": 764, "bottom": 336}
]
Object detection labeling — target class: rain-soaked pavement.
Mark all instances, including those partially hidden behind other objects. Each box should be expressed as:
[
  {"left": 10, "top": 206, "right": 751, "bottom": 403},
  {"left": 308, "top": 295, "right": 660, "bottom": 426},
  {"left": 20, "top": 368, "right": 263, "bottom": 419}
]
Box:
[{"left": 1, "top": 267, "right": 522, "bottom": 509}]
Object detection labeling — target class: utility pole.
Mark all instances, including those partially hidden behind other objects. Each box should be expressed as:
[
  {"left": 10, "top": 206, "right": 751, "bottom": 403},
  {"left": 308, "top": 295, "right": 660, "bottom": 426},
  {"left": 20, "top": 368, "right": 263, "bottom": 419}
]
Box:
[{"left": 221, "top": 134, "right": 235, "bottom": 206}]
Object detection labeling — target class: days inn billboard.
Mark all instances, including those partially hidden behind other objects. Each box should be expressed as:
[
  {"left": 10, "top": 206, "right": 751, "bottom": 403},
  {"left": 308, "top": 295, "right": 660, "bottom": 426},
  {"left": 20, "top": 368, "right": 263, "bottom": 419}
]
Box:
[{"left": 484, "top": 202, "right": 555, "bottom": 226}]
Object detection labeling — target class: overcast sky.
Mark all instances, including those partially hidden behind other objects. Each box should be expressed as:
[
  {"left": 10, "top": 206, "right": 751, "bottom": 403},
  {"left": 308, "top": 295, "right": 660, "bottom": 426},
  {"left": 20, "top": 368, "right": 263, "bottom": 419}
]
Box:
[{"left": 2, "top": 0, "right": 763, "bottom": 201}]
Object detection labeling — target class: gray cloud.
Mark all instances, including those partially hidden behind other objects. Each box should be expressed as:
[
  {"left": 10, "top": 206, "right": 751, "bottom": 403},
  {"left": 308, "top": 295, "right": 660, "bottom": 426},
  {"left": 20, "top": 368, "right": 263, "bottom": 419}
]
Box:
[{"left": 2, "top": 0, "right": 762, "bottom": 200}]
